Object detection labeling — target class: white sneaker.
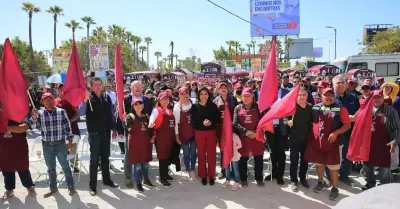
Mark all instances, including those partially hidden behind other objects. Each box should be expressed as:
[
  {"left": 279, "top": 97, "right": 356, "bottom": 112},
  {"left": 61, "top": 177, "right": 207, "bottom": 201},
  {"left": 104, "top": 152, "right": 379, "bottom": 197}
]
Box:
[
  {"left": 232, "top": 182, "right": 240, "bottom": 191},
  {"left": 183, "top": 174, "right": 191, "bottom": 181},
  {"left": 190, "top": 171, "right": 196, "bottom": 181},
  {"left": 221, "top": 181, "right": 231, "bottom": 188}
]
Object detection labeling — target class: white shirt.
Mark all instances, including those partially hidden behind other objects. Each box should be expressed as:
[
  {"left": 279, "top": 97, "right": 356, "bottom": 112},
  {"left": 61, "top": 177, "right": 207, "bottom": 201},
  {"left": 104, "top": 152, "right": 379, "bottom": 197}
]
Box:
[
  {"left": 173, "top": 101, "right": 192, "bottom": 135},
  {"left": 149, "top": 109, "right": 159, "bottom": 126},
  {"left": 131, "top": 94, "right": 143, "bottom": 102},
  {"left": 107, "top": 91, "right": 116, "bottom": 105}
]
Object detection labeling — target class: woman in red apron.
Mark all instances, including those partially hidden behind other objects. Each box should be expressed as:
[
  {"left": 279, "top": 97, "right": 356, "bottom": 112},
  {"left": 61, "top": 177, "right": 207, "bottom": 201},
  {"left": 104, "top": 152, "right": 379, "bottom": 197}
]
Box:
[
  {"left": 361, "top": 90, "right": 395, "bottom": 190},
  {"left": 190, "top": 87, "right": 220, "bottom": 186},
  {"left": 125, "top": 99, "right": 155, "bottom": 192},
  {"left": 173, "top": 87, "right": 196, "bottom": 181},
  {"left": 149, "top": 92, "right": 175, "bottom": 187},
  {"left": 232, "top": 87, "right": 264, "bottom": 188},
  {"left": 0, "top": 110, "right": 36, "bottom": 200}
]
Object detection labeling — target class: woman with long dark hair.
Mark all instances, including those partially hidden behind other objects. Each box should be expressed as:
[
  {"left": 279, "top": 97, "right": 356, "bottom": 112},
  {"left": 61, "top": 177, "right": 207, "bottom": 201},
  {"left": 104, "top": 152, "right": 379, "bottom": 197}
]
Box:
[{"left": 190, "top": 87, "right": 220, "bottom": 185}]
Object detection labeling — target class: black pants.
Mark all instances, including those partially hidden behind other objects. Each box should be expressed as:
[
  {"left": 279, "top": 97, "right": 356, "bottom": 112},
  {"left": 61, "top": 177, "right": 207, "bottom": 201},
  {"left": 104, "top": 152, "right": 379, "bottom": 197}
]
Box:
[
  {"left": 2, "top": 171, "right": 34, "bottom": 191},
  {"left": 118, "top": 142, "right": 125, "bottom": 154},
  {"left": 159, "top": 159, "right": 170, "bottom": 180},
  {"left": 289, "top": 140, "right": 308, "bottom": 182},
  {"left": 239, "top": 155, "right": 264, "bottom": 182},
  {"left": 89, "top": 131, "right": 112, "bottom": 189},
  {"left": 266, "top": 127, "right": 288, "bottom": 178},
  {"left": 169, "top": 141, "right": 181, "bottom": 172}
]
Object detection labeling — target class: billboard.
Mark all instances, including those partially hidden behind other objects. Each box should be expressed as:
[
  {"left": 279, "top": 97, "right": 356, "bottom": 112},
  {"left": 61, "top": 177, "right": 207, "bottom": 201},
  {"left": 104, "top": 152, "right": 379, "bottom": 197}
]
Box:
[
  {"left": 312, "top": 47, "right": 323, "bottom": 58},
  {"left": 288, "top": 38, "right": 313, "bottom": 59},
  {"left": 89, "top": 44, "right": 109, "bottom": 80},
  {"left": 52, "top": 49, "right": 72, "bottom": 73},
  {"left": 250, "top": 0, "right": 300, "bottom": 36}
]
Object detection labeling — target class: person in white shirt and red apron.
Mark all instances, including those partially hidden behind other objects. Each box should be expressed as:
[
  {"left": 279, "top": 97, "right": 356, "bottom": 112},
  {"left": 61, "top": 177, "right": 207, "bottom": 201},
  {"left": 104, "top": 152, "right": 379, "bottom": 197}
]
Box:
[
  {"left": 232, "top": 87, "right": 265, "bottom": 188},
  {"left": 124, "top": 98, "right": 155, "bottom": 192},
  {"left": 173, "top": 87, "right": 196, "bottom": 181},
  {"left": 149, "top": 92, "right": 175, "bottom": 187}
]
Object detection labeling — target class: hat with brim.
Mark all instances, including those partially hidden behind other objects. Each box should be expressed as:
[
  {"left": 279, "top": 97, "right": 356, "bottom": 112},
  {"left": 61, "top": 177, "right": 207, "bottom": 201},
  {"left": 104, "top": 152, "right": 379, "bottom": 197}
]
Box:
[
  {"left": 322, "top": 88, "right": 334, "bottom": 95},
  {"left": 157, "top": 92, "right": 168, "bottom": 100},
  {"left": 41, "top": 92, "right": 54, "bottom": 100},
  {"left": 131, "top": 98, "right": 143, "bottom": 106},
  {"left": 242, "top": 87, "right": 253, "bottom": 96}
]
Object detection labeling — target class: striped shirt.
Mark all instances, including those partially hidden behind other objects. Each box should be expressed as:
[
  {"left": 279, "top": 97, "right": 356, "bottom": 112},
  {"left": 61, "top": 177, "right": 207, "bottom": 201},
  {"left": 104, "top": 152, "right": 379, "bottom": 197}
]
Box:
[
  {"left": 375, "top": 104, "right": 400, "bottom": 145},
  {"left": 30, "top": 107, "right": 72, "bottom": 142}
]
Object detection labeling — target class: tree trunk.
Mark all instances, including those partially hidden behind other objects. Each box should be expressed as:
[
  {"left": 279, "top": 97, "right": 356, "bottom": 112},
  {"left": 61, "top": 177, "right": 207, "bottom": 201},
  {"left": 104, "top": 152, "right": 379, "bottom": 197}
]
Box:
[
  {"left": 240, "top": 51, "right": 243, "bottom": 64},
  {"left": 87, "top": 24, "right": 90, "bottom": 39},
  {"left": 157, "top": 57, "right": 159, "bottom": 68},
  {"left": 29, "top": 13, "right": 36, "bottom": 72},
  {"left": 175, "top": 59, "right": 177, "bottom": 67},
  {"left": 141, "top": 51, "right": 144, "bottom": 62},
  {"left": 72, "top": 28, "right": 75, "bottom": 42},
  {"left": 53, "top": 16, "right": 57, "bottom": 49},
  {"left": 253, "top": 47, "right": 255, "bottom": 58},
  {"left": 146, "top": 43, "right": 150, "bottom": 68}
]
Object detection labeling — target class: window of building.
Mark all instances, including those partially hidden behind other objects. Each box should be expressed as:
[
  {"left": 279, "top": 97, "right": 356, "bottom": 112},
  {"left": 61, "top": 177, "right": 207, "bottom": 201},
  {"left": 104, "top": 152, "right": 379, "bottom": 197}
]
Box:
[
  {"left": 347, "top": 62, "right": 368, "bottom": 71},
  {"left": 375, "top": 62, "right": 399, "bottom": 77}
]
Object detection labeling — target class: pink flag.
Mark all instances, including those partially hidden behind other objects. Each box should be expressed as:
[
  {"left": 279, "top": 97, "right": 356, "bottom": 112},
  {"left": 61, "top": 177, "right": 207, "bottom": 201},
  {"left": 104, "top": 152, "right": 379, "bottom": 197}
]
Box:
[
  {"left": 258, "top": 36, "right": 278, "bottom": 113},
  {"left": 63, "top": 42, "right": 86, "bottom": 107},
  {"left": 222, "top": 104, "right": 233, "bottom": 169},
  {"left": 256, "top": 84, "right": 301, "bottom": 142},
  {"left": 115, "top": 43, "right": 125, "bottom": 120},
  {"left": 0, "top": 38, "right": 29, "bottom": 123}
]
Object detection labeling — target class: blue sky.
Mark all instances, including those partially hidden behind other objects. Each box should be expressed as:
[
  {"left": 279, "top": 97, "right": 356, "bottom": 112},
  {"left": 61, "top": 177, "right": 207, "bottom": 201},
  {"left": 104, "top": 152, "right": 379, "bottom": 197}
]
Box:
[{"left": 1, "top": 0, "right": 398, "bottom": 67}]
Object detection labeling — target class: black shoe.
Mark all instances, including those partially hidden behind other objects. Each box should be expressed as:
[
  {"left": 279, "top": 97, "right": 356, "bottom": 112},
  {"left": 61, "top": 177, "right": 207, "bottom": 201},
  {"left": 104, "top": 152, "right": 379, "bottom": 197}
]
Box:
[
  {"left": 361, "top": 183, "right": 375, "bottom": 191},
  {"left": 136, "top": 183, "right": 144, "bottom": 192},
  {"left": 217, "top": 171, "right": 225, "bottom": 180},
  {"left": 290, "top": 182, "right": 299, "bottom": 192},
  {"left": 209, "top": 178, "right": 215, "bottom": 186},
  {"left": 89, "top": 188, "right": 97, "bottom": 196},
  {"left": 300, "top": 179, "right": 310, "bottom": 189},
  {"left": 103, "top": 181, "right": 119, "bottom": 188},
  {"left": 161, "top": 180, "right": 172, "bottom": 188},
  {"left": 329, "top": 187, "right": 339, "bottom": 201},
  {"left": 143, "top": 180, "right": 155, "bottom": 188},
  {"left": 166, "top": 175, "right": 174, "bottom": 181},
  {"left": 257, "top": 181, "right": 265, "bottom": 187},
  {"left": 109, "top": 164, "right": 115, "bottom": 170},
  {"left": 201, "top": 178, "right": 207, "bottom": 185},
  {"left": 277, "top": 177, "right": 285, "bottom": 185},
  {"left": 264, "top": 174, "right": 277, "bottom": 181}
]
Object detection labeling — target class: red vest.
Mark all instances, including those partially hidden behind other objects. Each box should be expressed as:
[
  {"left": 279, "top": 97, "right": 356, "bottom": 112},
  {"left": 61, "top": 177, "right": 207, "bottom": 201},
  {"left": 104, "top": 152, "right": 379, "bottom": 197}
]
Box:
[
  {"left": 178, "top": 103, "right": 194, "bottom": 144},
  {"left": 128, "top": 116, "right": 152, "bottom": 164},
  {"left": 365, "top": 111, "right": 391, "bottom": 167},
  {"left": 155, "top": 110, "right": 175, "bottom": 160},
  {"left": 238, "top": 106, "right": 264, "bottom": 157}
]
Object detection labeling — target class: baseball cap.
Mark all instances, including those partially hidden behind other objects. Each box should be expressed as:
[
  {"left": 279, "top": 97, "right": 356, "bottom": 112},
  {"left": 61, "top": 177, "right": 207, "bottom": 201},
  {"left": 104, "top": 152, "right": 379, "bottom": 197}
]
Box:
[
  {"left": 157, "top": 92, "right": 168, "bottom": 100},
  {"left": 372, "top": 90, "right": 383, "bottom": 97},
  {"left": 377, "top": 77, "right": 384, "bottom": 81},
  {"left": 131, "top": 98, "right": 143, "bottom": 106},
  {"left": 242, "top": 87, "right": 253, "bottom": 96},
  {"left": 347, "top": 79, "right": 356, "bottom": 85},
  {"left": 178, "top": 87, "right": 189, "bottom": 95},
  {"left": 41, "top": 92, "right": 54, "bottom": 100},
  {"left": 234, "top": 83, "right": 243, "bottom": 89},
  {"left": 218, "top": 82, "right": 228, "bottom": 89},
  {"left": 322, "top": 88, "right": 334, "bottom": 95},
  {"left": 317, "top": 80, "right": 329, "bottom": 88},
  {"left": 165, "top": 89, "right": 172, "bottom": 96},
  {"left": 361, "top": 80, "right": 371, "bottom": 88}
]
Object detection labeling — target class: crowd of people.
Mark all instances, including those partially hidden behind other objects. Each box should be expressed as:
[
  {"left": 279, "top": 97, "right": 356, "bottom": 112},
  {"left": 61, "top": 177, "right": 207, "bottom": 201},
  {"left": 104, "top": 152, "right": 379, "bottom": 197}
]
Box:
[{"left": 1, "top": 72, "right": 400, "bottom": 202}]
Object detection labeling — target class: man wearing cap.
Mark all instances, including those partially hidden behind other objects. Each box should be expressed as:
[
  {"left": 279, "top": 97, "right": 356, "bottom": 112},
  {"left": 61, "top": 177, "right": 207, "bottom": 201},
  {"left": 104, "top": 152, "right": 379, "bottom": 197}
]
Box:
[
  {"left": 372, "top": 77, "right": 385, "bottom": 90},
  {"left": 118, "top": 80, "right": 153, "bottom": 188},
  {"left": 31, "top": 92, "right": 77, "bottom": 197},
  {"left": 213, "top": 82, "right": 238, "bottom": 179},
  {"left": 330, "top": 75, "right": 360, "bottom": 186},
  {"left": 353, "top": 90, "right": 400, "bottom": 190},
  {"left": 312, "top": 80, "right": 328, "bottom": 104},
  {"left": 346, "top": 80, "right": 361, "bottom": 97},
  {"left": 304, "top": 88, "right": 351, "bottom": 201},
  {"left": 54, "top": 84, "right": 80, "bottom": 174},
  {"left": 78, "top": 77, "right": 119, "bottom": 195},
  {"left": 281, "top": 75, "right": 293, "bottom": 90}
]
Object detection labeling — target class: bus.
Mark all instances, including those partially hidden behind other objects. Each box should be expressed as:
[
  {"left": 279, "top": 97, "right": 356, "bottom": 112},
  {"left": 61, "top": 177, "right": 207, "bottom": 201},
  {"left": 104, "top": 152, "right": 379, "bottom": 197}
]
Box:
[{"left": 333, "top": 53, "right": 400, "bottom": 82}]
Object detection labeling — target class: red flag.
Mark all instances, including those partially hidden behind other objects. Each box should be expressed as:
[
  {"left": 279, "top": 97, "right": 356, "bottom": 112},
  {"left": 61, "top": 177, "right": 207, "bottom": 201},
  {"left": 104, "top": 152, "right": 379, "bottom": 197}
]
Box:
[
  {"left": 222, "top": 104, "right": 233, "bottom": 169},
  {"left": 347, "top": 93, "right": 375, "bottom": 162},
  {"left": 115, "top": 43, "right": 125, "bottom": 120},
  {"left": 0, "top": 38, "right": 29, "bottom": 123},
  {"left": 256, "top": 84, "right": 301, "bottom": 142},
  {"left": 258, "top": 36, "right": 278, "bottom": 113},
  {"left": 63, "top": 42, "right": 86, "bottom": 108},
  {"left": 0, "top": 109, "right": 7, "bottom": 132}
]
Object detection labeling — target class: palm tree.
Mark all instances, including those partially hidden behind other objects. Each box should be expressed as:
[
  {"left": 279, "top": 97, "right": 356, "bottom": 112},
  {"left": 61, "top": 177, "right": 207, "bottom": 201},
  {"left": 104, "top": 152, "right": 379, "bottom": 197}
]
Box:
[
  {"left": 154, "top": 51, "right": 162, "bottom": 68},
  {"left": 233, "top": 41, "right": 240, "bottom": 57},
  {"left": 239, "top": 47, "right": 245, "bottom": 64},
  {"left": 92, "top": 26, "right": 106, "bottom": 43},
  {"left": 81, "top": 16, "right": 96, "bottom": 39},
  {"left": 46, "top": 5, "right": 63, "bottom": 49},
  {"left": 169, "top": 41, "right": 174, "bottom": 66},
  {"left": 125, "top": 31, "right": 133, "bottom": 44},
  {"left": 21, "top": 2, "right": 41, "bottom": 72},
  {"left": 226, "top": 40, "right": 236, "bottom": 56},
  {"left": 246, "top": 43, "right": 252, "bottom": 67},
  {"left": 65, "top": 20, "right": 83, "bottom": 41},
  {"left": 108, "top": 24, "right": 119, "bottom": 39},
  {"left": 174, "top": 54, "right": 178, "bottom": 67},
  {"left": 284, "top": 37, "right": 294, "bottom": 61},
  {"left": 251, "top": 40, "right": 256, "bottom": 58},
  {"left": 132, "top": 36, "right": 142, "bottom": 64},
  {"left": 144, "top": 37, "right": 152, "bottom": 68},
  {"left": 139, "top": 46, "right": 147, "bottom": 62}
]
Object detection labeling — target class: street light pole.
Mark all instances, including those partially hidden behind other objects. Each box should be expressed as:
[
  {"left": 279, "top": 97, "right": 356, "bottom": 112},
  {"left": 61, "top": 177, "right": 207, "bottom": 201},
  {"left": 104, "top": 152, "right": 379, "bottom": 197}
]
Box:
[
  {"left": 328, "top": 40, "right": 332, "bottom": 62},
  {"left": 326, "top": 26, "right": 337, "bottom": 59}
]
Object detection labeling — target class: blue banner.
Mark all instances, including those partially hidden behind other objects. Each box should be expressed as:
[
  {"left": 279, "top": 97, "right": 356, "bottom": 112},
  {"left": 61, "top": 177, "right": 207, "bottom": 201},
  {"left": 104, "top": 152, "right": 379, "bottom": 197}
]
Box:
[
  {"left": 312, "top": 47, "right": 323, "bottom": 57},
  {"left": 250, "top": 0, "right": 300, "bottom": 36}
]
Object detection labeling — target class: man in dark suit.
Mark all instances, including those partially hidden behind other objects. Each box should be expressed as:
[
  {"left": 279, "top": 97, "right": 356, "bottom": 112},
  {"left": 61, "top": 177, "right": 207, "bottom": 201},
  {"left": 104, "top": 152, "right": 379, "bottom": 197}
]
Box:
[
  {"left": 116, "top": 80, "right": 153, "bottom": 188},
  {"left": 264, "top": 79, "right": 290, "bottom": 185}
]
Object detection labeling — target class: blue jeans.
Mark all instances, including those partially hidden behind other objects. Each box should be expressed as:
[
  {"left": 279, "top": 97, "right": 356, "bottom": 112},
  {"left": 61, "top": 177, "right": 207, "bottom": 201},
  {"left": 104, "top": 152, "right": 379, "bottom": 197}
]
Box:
[
  {"left": 181, "top": 137, "right": 196, "bottom": 172},
  {"left": 363, "top": 164, "right": 391, "bottom": 185},
  {"left": 132, "top": 163, "right": 150, "bottom": 184},
  {"left": 42, "top": 141, "right": 74, "bottom": 189},
  {"left": 225, "top": 161, "right": 240, "bottom": 183}
]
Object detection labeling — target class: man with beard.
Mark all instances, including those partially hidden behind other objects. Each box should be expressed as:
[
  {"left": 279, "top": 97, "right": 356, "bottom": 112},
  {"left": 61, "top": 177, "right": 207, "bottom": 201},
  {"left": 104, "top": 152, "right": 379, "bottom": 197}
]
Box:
[{"left": 264, "top": 76, "right": 290, "bottom": 185}]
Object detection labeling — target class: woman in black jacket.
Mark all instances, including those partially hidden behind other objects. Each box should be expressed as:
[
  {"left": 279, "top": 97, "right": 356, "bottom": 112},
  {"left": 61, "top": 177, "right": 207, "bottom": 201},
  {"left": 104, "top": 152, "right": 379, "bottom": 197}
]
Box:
[{"left": 190, "top": 87, "right": 220, "bottom": 186}]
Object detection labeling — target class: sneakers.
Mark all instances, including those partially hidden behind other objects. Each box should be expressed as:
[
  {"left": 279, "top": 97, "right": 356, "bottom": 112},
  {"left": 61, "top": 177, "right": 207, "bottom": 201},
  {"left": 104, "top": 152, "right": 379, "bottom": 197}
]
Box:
[
  {"left": 89, "top": 188, "right": 97, "bottom": 196},
  {"left": 189, "top": 171, "right": 196, "bottom": 180},
  {"left": 136, "top": 183, "right": 144, "bottom": 192},
  {"left": 209, "top": 178, "right": 215, "bottom": 186},
  {"left": 290, "top": 182, "right": 299, "bottom": 192},
  {"left": 329, "top": 187, "right": 339, "bottom": 201},
  {"left": 166, "top": 174, "right": 174, "bottom": 181},
  {"left": 221, "top": 181, "right": 231, "bottom": 188},
  {"left": 276, "top": 177, "right": 285, "bottom": 185},
  {"left": 232, "top": 182, "right": 240, "bottom": 191},
  {"left": 201, "top": 178, "right": 207, "bottom": 185},
  {"left": 161, "top": 180, "right": 172, "bottom": 188},
  {"left": 300, "top": 179, "right": 310, "bottom": 189},
  {"left": 183, "top": 172, "right": 191, "bottom": 181},
  {"left": 313, "top": 181, "right": 325, "bottom": 193},
  {"left": 68, "top": 187, "right": 77, "bottom": 196},
  {"left": 143, "top": 180, "right": 155, "bottom": 188},
  {"left": 256, "top": 181, "right": 265, "bottom": 187}
]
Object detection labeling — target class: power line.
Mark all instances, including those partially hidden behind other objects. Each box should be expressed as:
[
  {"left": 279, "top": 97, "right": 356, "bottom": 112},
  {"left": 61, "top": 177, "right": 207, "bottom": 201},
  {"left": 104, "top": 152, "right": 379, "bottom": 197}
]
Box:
[{"left": 314, "top": 33, "right": 334, "bottom": 40}]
